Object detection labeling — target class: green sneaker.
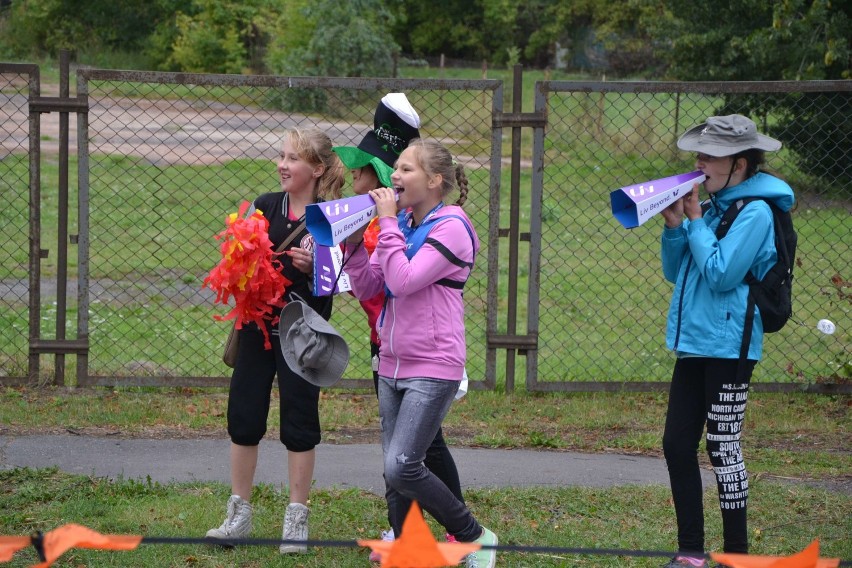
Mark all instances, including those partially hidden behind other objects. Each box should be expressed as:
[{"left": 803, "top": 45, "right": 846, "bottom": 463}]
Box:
[{"left": 465, "top": 527, "right": 497, "bottom": 568}]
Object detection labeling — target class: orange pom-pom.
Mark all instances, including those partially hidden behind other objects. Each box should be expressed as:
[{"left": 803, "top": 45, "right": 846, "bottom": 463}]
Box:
[
  {"left": 362, "top": 217, "right": 380, "bottom": 255},
  {"left": 203, "top": 201, "right": 291, "bottom": 350}
]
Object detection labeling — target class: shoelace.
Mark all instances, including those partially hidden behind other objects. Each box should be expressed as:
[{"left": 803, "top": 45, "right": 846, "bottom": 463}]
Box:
[
  {"left": 283, "top": 509, "right": 306, "bottom": 538},
  {"left": 222, "top": 501, "right": 238, "bottom": 531}
]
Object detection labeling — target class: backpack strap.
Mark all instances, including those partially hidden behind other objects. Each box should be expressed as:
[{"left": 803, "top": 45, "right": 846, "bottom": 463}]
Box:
[
  {"left": 714, "top": 197, "right": 765, "bottom": 380},
  {"left": 714, "top": 197, "right": 759, "bottom": 240},
  {"left": 378, "top": 213, "right": 476, "bottom": 327}
]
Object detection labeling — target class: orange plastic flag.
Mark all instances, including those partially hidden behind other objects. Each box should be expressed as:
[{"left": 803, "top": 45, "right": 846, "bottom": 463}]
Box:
[
  {"left": 358, "top": 502, "right": 479, "bottom": 568},
  {"left": 29, "top": 524, "right": 141, "bottom": 567},
  {"left": 0, "top": 536, "right": 31, "bottom": 561},
  {"left": 711, "top": 540, "right": 839, "bottom": 568}
]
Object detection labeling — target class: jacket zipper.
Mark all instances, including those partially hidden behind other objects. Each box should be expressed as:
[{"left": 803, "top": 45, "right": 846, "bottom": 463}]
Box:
[
  {"left": 673, "top": 260, "right": 692, "bottom": 350},
  {"left": 387, "top": 298, "right": 400, "bottom": 379}
]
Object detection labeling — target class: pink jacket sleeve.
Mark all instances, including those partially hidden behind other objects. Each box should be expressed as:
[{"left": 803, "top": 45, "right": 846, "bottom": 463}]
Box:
[{"left": 343, "top": 238, "right": 385, "bottom": 300}]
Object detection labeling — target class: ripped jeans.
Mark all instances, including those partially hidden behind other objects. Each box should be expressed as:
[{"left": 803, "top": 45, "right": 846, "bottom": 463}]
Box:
[{"left": 378, "top": 376, "right": 482, "bottom": 542}]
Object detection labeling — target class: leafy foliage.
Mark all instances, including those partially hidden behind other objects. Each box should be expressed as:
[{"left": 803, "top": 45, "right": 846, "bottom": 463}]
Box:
[
  {"left": 0, "top": 0, "right": 191, "bottom": 59},
  {"left": 264, "top": 0, "right": 400, "bottom": 113},
  {"left": 155, "top": 0, "right": 279, "bottom": 73},
  {"left": 646, "top": 0, "right": 851, "bottom": 193}
]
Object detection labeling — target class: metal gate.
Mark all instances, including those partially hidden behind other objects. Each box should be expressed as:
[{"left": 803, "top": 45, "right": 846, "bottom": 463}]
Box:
[
  {"left": 2, "top": 55, "right": 849, "bottom": 393},
  {"left": 527, "top": 79, "right": 851, "bottom": 393},
  {"left": 70, "top": 57, "right": 507, "bottom": 390}
]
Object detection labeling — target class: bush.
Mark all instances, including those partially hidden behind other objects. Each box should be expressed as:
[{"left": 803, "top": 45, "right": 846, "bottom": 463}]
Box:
[{"left": 265, "top": 0, "right": 399, "bottom": 114}]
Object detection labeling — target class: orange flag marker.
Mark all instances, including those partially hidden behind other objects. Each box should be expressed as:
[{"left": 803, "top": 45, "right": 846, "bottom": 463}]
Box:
[
  {"left": 358, "top": 502, "right": 479, "bottom": 568},
  {"left": 19, "top": 524, "right": 142, "bottom": 567},
  {"left": 711, "top": 539, "right": 839, "bottom": 568},
  {"left": 0, "top": 536, "right": 31, "bottom": 562}
]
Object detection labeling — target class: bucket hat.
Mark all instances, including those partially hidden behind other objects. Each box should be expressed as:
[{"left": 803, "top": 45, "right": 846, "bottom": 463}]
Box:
[
  {"left": 677, "top": 114, "right": 782, "bottom": 157},
  {"left": 279, "top": 300, "right": 349, "bottom": 387},
  {"left": 333, "top": 93, "right": 421, "bottom": 187}
]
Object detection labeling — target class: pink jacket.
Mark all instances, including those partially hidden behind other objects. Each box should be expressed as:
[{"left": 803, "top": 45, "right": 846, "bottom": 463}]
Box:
[{"left": 344, "top": 206, "right": 479, "bottom": 381}]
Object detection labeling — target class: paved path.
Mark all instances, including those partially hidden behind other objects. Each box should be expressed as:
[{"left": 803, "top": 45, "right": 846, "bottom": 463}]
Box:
[{"left": 0, "top": 434, "right": 712, "bottom": 494}]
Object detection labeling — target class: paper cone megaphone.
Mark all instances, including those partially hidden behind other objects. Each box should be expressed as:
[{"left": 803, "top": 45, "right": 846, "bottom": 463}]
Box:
[
  {"left": 306, "top": 194, "right": 381, "bottom": 246},
  {"left": 610, "top": 170, "right": 706, "bottom": 229}
]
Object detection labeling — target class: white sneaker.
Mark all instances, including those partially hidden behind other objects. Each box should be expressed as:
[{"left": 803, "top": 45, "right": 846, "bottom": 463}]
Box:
[
  {"left": 206, "top": 495, "right": 252, "bottom": 541},
  {"left": 279, "top": 503, "right": 310, "bottom": 554}
]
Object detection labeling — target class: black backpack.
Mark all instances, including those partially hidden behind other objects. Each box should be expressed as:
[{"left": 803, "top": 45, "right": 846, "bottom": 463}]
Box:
[
  {"left": 715, "top": 197, "right": 797, "bottom": 335},
  {"left": 712, "top": 197, "right": 796, "bottom": 378}
]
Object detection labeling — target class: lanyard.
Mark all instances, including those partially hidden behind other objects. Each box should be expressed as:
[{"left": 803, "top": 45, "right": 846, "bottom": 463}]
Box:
[{"left": 400, "top": 202, "right": 444, "bottom": 257}]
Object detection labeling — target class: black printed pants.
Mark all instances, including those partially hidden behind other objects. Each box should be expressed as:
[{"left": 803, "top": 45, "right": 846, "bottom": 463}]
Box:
[{"left": 663, "top": 356, "right": 755, "bottom": 555}]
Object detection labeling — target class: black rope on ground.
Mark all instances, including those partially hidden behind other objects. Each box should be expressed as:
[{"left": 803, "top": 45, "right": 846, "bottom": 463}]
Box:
[{"left": 136, "top": 536, "right": 852, "bottom": 565}]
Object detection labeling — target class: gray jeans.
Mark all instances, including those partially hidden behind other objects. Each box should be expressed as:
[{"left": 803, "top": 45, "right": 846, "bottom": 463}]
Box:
[{"left": 378, "top": 376, "right": 482, "bottom": 542}]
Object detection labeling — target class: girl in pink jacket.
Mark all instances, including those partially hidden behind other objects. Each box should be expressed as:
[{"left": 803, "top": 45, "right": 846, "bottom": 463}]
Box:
[{"left": 344, "top": 138, "right": 497, "bottom": 568}]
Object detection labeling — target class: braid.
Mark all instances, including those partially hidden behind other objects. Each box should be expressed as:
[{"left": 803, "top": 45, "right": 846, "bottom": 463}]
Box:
[{"left": 454, "top": 163, "right": 468, "bottom": 207}]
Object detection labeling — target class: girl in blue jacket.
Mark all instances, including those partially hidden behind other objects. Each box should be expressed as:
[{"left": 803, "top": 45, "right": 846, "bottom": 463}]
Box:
[{"left": 658, "top": 115, "right": 794, "bottom": 568}]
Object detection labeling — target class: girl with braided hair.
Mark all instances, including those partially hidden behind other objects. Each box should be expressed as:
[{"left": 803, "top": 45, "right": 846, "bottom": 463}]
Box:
[
  {"left": 344, "top": 138, "right": 497, "bottom": 568},
  {"left": 333, "top": 96, "right": 470, "bottom": 562}
]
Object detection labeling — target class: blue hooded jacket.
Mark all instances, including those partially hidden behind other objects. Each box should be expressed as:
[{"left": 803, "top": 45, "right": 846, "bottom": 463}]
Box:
[{"left": 661, "top": 172, "right": 795, "bottom": 360}]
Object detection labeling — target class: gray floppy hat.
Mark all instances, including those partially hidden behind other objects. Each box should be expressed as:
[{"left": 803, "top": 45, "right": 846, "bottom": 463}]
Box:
[
  {"left": 279, "top": 301, "right": 349, "bottom": 387},
  {"left": 677, "top": 114, "right": 782, "bottom": 157}
]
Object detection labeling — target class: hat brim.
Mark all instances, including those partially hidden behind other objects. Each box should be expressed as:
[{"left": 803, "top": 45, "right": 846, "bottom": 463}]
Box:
[
  {"left": 677, "top": 123, "right": 782, "bottom": 156},
  {"left": 333, "top": 146, "right": 395, "bottom": 187},
  {"left": 279, "top": 301, "right": 349, "bottom": 387}
]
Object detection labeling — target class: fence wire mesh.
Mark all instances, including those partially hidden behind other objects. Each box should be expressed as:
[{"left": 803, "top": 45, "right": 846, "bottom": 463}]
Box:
[
  {"left": 77, "top": 73, "right": 497, "bottom": 382},
  {"left": 0, "top": 70, "right": 33, "bottom": 380},
  {"left": 534, "top": 83, "right": 850, "bottom": 386},
  {"left": 1, "top": 68, "right": 849, "bottom": 390}
]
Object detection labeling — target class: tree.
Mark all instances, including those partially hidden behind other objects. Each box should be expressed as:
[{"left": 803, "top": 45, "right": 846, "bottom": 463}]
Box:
[
  {"left": 648, "top": 0, "right": 851, "bottom": 192},
  {"left": 264, "top": 0, "right": 400, "bottom": 113},
  {"left": 0, "top": 0, "right": 192, "bottom": 59},
  {"left": 389, "top": 0, "right": 486, "bottom": 61},
  {"left": 154, "top": 0, "right": 279, "bottom": 74}
]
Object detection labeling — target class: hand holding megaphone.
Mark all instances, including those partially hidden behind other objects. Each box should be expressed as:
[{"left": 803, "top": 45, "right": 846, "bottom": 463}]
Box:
[
  {"left": 306, "top": 190, "right": 399, "bottom": 246},
  {"left": 369, "top": 187, "right": 402, "bottom": 219}
]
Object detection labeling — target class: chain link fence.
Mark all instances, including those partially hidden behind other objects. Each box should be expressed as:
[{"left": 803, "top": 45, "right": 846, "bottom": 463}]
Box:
[
  {"left": 530, "top": 81, "right": 850, "bottom": 388},
  {"left": 75, "top": 71, "right": 499, "bottom": 386},
  {"left": 1, "top": 65, "right": 849, "bottom": 390},
  {"left": 0, "top": 66, "right": 36, "bottom": 381}
]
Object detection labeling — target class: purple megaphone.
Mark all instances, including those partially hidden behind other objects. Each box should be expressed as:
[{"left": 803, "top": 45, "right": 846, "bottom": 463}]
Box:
[
  {"left": 306, "top": 194, "right": 380, "bottom": 246},
  {"left": 610, "top": 170, "right": 706, "bottom": 229}
]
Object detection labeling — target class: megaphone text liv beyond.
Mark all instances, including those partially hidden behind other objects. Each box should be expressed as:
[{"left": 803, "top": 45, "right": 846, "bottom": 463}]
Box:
[
  {"left": 306, "top": 193, "right": 392, "bottom": 246},
  {"left": 610, "top": 170, "right": 706, "bottom": 229}
]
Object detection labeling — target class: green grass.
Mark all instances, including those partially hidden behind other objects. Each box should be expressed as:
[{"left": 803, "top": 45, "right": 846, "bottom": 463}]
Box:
[{"left": 0, "top": 467, "right": 848, "bottom": 567}]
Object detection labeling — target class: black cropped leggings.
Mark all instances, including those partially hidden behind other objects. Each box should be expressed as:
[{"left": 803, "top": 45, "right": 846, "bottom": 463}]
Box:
[
  {"left": 227, "top": 325, "right": 321, "bottom": 452},
  {"left": 663, "top": 356, "right": 755, "bottom": 555}
]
